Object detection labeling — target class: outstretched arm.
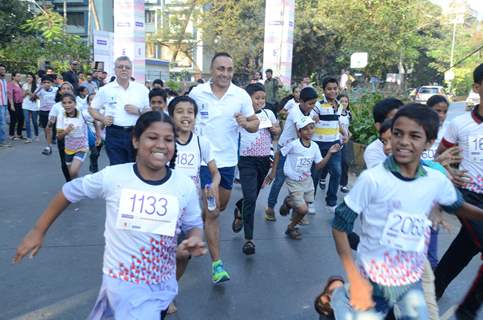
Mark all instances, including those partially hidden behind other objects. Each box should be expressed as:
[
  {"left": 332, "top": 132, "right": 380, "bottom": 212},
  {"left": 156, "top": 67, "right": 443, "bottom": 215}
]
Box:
[{"left": 13, "top": 192, "right": 71, "bottom": 263}]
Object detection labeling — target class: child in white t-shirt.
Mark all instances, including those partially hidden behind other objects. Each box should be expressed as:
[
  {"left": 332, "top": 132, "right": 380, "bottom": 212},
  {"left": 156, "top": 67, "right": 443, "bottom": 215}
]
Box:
[
  {"left": 56, "top": 93, "right": 88, "bottom": 179},
  {"left": 232, "top": 83, "right": 281, "bottom": 255},
  {"left": 14, "top": 111, "right": 206, "bottom": 320},
  {"left": 331, "top": 104, "right": 483, "bottom": 319},
  {"left": 266, "top": 116, "right": 339, "bottom": 240},
  {"left": 167, "top": 95, "right": 220, "bottom": 312}
]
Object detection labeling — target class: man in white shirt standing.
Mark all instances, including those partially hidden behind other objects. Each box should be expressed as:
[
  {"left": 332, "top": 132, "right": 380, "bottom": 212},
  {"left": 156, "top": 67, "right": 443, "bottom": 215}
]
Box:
[
  {"left": 89, "top": 56, "right": 149, "bottom": 165},
  {"left": 189, "top": 52, "right": 259, "bottom": 283}
]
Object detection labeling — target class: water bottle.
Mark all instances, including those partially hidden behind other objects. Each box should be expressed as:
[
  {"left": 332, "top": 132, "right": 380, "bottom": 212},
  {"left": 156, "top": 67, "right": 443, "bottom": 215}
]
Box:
[{"left": 206, "top": 184, "right": 217, "bottom": 211}]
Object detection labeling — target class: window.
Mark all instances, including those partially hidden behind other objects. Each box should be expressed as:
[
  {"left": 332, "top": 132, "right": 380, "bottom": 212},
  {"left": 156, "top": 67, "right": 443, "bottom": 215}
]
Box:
[
  {"left": 67, "top": 12, "right": 85, "bottom": 27},
  {"left": 145, "top": 10, "right": 156, "bottom": 24}
]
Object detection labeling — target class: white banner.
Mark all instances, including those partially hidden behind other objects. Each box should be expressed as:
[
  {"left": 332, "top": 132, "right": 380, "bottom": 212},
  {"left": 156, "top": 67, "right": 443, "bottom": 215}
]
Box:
[
  {"left": 93, "top": 31, "right": 114, "bottom": 76},
  {"left": 113, "top": 0, "right": 145, "bottom": 82},
  {"left": 262, "top": 0, "right": 295, "bottom": 86}
]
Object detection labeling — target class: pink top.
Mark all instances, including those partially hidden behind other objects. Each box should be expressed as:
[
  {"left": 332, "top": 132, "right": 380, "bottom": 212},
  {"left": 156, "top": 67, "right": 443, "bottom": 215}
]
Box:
[{"left": 7, "top": 82, "right": 23, "bottom": 104}]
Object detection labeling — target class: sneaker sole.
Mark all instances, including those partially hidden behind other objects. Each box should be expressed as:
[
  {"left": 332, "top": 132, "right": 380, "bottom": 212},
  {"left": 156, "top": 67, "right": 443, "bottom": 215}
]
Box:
[{"left": 212, "top": 275, "right": 230, "bottom": 284}]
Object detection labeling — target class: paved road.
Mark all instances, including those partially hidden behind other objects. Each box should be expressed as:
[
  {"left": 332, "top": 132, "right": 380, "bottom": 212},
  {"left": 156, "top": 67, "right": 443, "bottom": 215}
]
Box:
[{"left": 0, "top": 101, "right": 479, "bottom": 320}]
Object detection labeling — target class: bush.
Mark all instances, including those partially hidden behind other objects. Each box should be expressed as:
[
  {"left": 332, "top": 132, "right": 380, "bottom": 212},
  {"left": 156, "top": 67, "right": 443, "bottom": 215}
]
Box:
[{"left": 349, "top": 93, "right": 383, "bottom": 145}]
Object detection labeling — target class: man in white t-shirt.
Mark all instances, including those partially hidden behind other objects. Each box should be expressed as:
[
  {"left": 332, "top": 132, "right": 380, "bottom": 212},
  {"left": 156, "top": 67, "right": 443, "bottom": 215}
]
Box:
[
  {"left": 363, "top": 98, "right": 403, "bottom": 168},
  {"left": 434, "top": 63, "right": 483, "bottom": 319},
  {"left": 189, "top": 52, "right": 259, "bottom": 283},
  {"left": 89, "top": 56, "right": 150, "bottom": 165}
]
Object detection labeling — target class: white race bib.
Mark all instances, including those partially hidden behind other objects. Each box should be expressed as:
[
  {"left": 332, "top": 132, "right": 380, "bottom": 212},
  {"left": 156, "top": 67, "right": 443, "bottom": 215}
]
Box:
[
  {"left": 116, "top": 188, "right": 180, "bottom": 237},
  {"left": 468, "top": 135, "right": 483, "bottom": 162},
  {"left": 380, "top": 210, "right": 430, "bottom": 253},
  {"left": 295, "top": 156, "right": 312, "bottom": 173},
  {"left": 421, "top": 147, "right": 436, "bottom": 161},
  {"left": 258, "top": 112, "right": 273, "bottom": 129},
  {"left": 176, "top": 151, "right": 198, "bottom": 177}
]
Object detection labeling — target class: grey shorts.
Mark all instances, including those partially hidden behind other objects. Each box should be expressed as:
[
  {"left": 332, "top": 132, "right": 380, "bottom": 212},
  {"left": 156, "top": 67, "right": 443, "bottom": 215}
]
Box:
[
  {"left": 285, "top": 177, "right": 314, "bottom": 208},
  {"left": 65, "top": 151, "right": 87, "bottom": 164}
]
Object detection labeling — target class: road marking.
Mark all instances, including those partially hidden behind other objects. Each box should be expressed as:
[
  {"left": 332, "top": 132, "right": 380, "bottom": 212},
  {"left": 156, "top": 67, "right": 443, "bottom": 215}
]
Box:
[
  {"left": 11, "top": 288, "right": 97, "bottom": 320},
  {"left": 440, "top": 305, "right": 457, "bottom": 320}
]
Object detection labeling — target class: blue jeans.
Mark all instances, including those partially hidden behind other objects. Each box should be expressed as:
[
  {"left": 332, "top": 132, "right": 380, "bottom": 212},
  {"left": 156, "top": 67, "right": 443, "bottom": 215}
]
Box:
[
  {"left": 267, "top": 150, "right": 286, "bottom": 209},
  {"left": 427, "top": 227, "right": 439, "bottom": 269},
  {"left": 0, "top": 105, "right": 7, "bottom": 143},
  {"left": 312, "top": 141, "right": 342, "bottom": 206},
  {"left": 331, "top": 282, "right": 429, "bottom": 319},
  {"left": 23, "top": 110, "right": 39, "bottom": 138},
  {"left": 105, "top": 126, "right": 136, "bottom": 165}
]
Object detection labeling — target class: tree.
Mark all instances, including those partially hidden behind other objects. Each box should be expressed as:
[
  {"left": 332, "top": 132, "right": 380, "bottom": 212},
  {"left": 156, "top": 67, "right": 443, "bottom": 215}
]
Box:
[
  {"left": 0, "top": 8, "right": 90, "bottom": 73},
  {"left": 0, "top": 0, "right": 32, "bottom": 44}
]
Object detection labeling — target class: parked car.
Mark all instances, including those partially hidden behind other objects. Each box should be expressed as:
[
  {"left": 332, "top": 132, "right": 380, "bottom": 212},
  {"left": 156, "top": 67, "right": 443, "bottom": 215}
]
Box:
[
  {"left": 466, "top": 89, "right": 480, "bottom": 108},
  {"left": 414, "top": 86, "right": 450, "bottom": 104}
]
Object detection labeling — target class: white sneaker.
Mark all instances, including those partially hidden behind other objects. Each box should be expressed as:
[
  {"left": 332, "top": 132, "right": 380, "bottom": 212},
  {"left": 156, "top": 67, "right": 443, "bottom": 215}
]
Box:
[
  {"left": 308, "top": 203, "right": 316, "bottom": 215},
  {"left": 326, "top": 205, "right": 336, "bottom": 214}
]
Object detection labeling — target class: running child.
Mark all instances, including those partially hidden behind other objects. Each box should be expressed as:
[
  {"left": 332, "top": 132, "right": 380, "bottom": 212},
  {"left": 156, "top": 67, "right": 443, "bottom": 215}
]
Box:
[
  {"left": 56, "top": 93, "right": 89, "bottom": 179},
  {"left": 150, "top": 88, "right": 168, "bottom": 114},
  {"left": 338, "top": 94, "right": 352, "bottom": 193},
  {"left": 232, "top": 83, "right": 281, "bottom": 255},
  {"left": 49, "top": 82, "right": 75, "bottom": 181},
  {"left": 265, "top": 86, "right": 319, "bottom": 221},
  {"left": 331, "top": 104, "right": 483, "bottom": 319},
  {"left": 434, "top": 63, "right": 483, "bottom": 319},
  {"left": 167, "top": 96, "right": 221, "bottom": 284},
  {"left": 14, "top": 111, "right": 206, "bottom": 319},
  {"left": 266, "top": 116, "right": 340, "bottom": 240},
  {"left": 35, "top": 76, "right": 58, "bottom": 155}
]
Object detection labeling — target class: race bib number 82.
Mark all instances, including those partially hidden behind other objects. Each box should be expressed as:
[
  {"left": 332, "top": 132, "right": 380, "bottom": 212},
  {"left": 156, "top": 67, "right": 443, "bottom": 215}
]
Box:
[{"left": 116, "top": 188, "right": 180, "bottom": 237}]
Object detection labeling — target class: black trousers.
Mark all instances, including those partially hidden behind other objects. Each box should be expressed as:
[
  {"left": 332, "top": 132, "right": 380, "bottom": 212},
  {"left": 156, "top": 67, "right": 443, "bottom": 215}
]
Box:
[
  {"left": 8, "top": 102, "right": 24, "bottom": 137},
  {"left": 57, "top": 138, "right": 71, "bottom": 182},
  {"left": 235, "top": 156, "right": 271, "bottom": 240},
  {"left": 434, "top": 189, "right": 482, "bottom": 319}
]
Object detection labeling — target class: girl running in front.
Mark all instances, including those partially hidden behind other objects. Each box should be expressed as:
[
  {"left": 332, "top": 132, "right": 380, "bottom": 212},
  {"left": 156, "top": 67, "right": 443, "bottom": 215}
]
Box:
[
  {"left": 167, "top": 96, "right": 220, "bottom": 313},
  {"left": 56, "top": 93, "right": 89, "bottom": 179},
  {"left": 14, "top": 111, "right": 206, "bottom": 320},
  {"left": 232, "top": 83, "right": 281, "bottom": 255}
]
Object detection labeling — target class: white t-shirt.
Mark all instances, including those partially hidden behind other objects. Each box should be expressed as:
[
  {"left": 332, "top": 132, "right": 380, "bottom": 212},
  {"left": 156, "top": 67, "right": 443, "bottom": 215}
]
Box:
[
  {"left": 175, "top": 133, "right": 214, "bottom": 188},
  {"left": 48, "top": 102, "right": 63, "bottom": 119},
  {"left": 339, "top": 110, "right": 351, "bottom": 135},
  {"left": 22, "top": 83, "right": 39, "bottom": 111},
  {"left": 92, "top": 80, "right": 150, "bottom": 127},
  {"left": 441, "top": 110, "right": 482, "bottom": 194},
  {"left": 239, "top": 109, "right": 277, "bottom": 157},
  {"left": 364, "top": 138, "right": 386, "bottom": 168},
  {"left": 283, "top": 98, "right": 299, "bottom": 112},
  {"left": 421, "top": 121, "right": 448, "bottom": 161},
  {"left": 278, "top": 106, "right": 308, "bottom": 147},
  {"left": 56, "top": 109, "right": 88, "bottom": 153},
  {"left": 36, "top": 87, "right": 58, "bottom": 111},
  {"left": 62, "top": 164, "right": 202, "bottom": 308},
  {"left": 189, "top": 82, "right": 254, "bottom": 167},
  {"left": 344, "top": 163, "right": 458, "bottom": 286},
  {"left": 281, "top": 139, "right": 322, "bottom": 181}
]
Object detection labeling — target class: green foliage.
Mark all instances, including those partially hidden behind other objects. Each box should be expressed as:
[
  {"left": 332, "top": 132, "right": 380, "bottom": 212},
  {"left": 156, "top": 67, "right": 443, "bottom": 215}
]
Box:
[
  {"left": 165, "top": 79, "right": 184, "bottom": 93},
  {"left": 0, "top": 0, "right": 32, "bottom": 44},
  {"left": 0, "top": 8, "right": 90, "bottom": 73},
  {"left": 349, "top": 93, "right": 383, "bottom": 145}
]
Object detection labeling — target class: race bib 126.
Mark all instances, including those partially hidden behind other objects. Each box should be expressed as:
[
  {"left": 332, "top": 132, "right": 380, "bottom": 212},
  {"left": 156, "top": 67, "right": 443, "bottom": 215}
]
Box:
[
  {"left": 380, "top": 210, "right": 430, "bottom": 253},
  {"left": 116, "top": 188, "right": 180, "bottom": 237}
]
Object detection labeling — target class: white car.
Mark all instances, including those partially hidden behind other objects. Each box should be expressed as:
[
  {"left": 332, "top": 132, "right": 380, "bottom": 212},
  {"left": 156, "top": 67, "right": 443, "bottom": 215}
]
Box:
[
  {"left": 466, "top": 90, "right": 480, "bottom": 108},
  {"left": 414, "top": 86, "right": 449, "bottom": 104}
]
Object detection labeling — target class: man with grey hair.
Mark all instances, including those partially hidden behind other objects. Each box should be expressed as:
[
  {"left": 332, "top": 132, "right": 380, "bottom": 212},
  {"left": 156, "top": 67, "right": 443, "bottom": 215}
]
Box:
[{"left": 89, "top": 56, "right": 149, "bottom": 165}]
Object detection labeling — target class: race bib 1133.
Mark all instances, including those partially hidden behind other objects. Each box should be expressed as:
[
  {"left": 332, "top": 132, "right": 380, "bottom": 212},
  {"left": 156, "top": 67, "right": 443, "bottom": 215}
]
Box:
[{"left": 116, "top": 188, "right": 180, "bottom": 237}]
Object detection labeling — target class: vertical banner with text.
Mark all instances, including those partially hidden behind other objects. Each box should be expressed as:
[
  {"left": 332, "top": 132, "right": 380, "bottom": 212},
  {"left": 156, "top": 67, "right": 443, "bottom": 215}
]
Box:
[
  {"left": 93, "top": 31, "right": 114, "bottom": 76},
  {"left": 114, "top": 0, "right": 145, "bottom": 82},
  {"left": 262, "top": 0, "right": 295, "bottom": 86}
]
